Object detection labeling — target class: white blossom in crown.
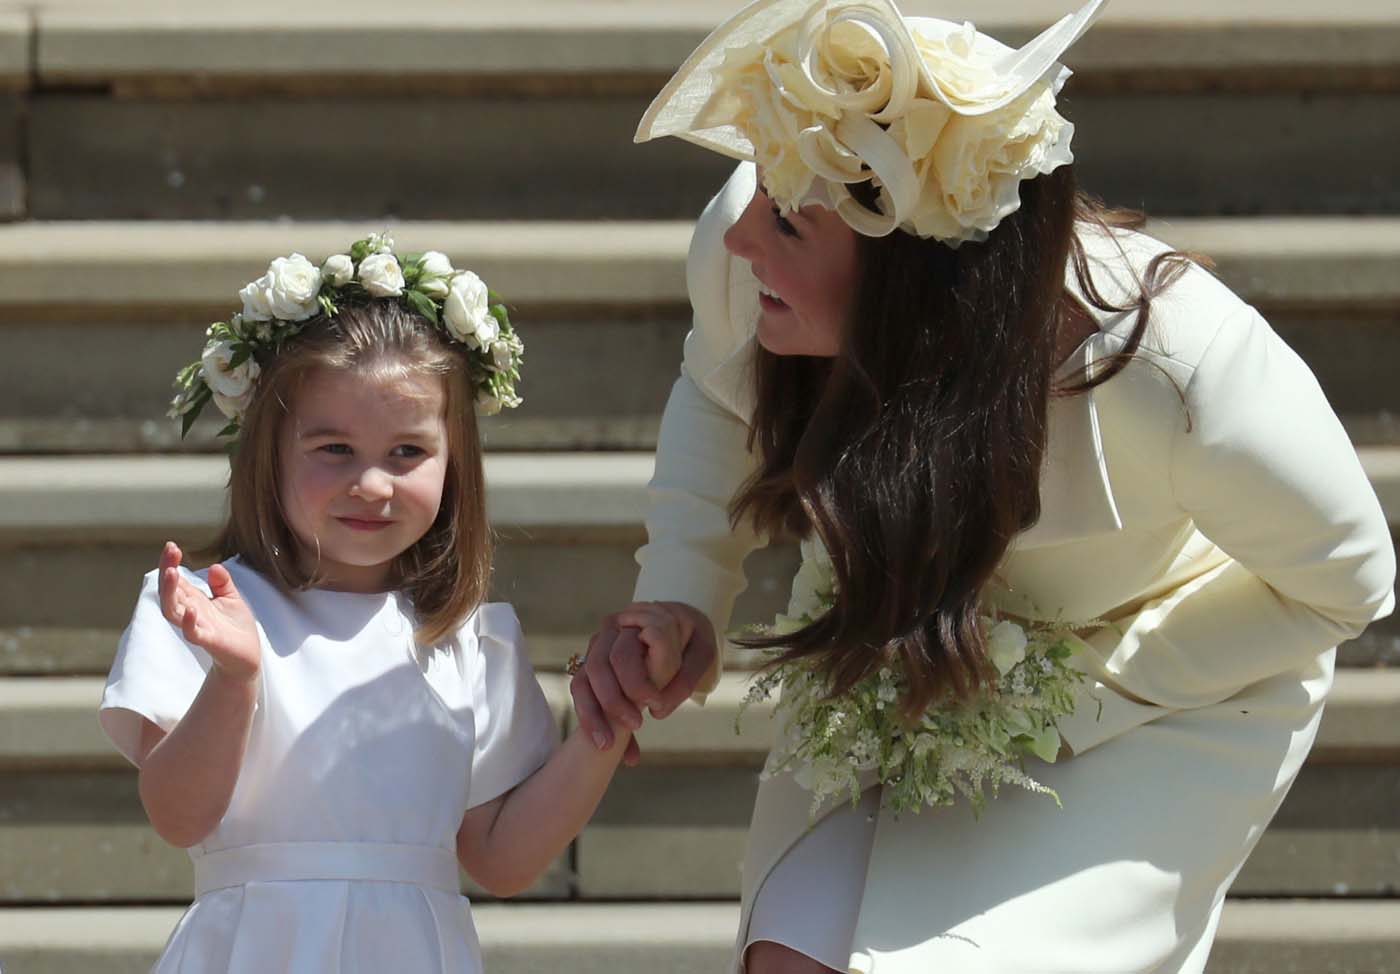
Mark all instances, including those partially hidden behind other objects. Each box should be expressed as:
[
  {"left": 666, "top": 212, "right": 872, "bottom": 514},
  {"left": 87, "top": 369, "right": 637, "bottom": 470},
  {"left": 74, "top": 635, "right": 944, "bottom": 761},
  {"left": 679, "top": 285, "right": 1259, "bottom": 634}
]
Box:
[
  {"left": 168, "top": 233, "right": 524, "bottom": 441},
  {"left": 239, "top": 253, "right": 323, "bottom": 322}
]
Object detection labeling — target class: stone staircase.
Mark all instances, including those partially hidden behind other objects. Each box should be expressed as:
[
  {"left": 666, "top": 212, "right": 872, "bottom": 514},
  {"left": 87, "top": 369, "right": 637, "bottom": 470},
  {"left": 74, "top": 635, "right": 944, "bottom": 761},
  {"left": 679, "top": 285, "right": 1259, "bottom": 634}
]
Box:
[{"left": 1, "top": 1, "right": 1398, "bottom": 972}]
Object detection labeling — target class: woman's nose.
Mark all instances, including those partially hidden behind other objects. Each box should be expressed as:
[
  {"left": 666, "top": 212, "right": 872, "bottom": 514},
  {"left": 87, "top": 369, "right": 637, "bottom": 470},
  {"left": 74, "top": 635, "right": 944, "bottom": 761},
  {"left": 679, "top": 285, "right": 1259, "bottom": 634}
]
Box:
[{"left": 722, "top": 191, "right": 766, "bottom": 262}]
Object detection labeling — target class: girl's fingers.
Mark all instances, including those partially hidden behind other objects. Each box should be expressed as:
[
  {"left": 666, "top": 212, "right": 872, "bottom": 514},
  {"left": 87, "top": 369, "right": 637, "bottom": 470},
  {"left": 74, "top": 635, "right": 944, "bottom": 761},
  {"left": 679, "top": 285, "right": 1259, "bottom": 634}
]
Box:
[
  {"left": 569, "top": 671, "right": 614, "bottom": 751},
  {"left": 207, "top": 562, "right": 239, "bottom": 600},
  {"left": 651, "top": 625, "right": 718, "bottom": 719},
  {"left": 181, "top": 602, "right": 200, "bottom": 644}
]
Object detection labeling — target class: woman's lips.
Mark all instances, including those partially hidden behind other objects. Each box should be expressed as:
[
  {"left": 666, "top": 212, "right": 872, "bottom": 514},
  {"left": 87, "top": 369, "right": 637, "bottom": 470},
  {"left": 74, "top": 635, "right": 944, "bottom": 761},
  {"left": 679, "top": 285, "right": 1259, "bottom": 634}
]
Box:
[
  {"left": 336, "top": 517, "right": 393, "bottom": 532},
  {"left": 759, "top": 291, "right": 789, "bottom": 312}
]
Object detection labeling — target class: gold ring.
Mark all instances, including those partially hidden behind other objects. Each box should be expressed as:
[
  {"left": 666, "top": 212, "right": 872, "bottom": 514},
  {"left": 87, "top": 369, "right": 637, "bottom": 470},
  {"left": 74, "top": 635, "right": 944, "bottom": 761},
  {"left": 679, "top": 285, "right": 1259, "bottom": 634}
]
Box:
[{"left": 566, "top": 652, "right": 587, "bottom": 676}]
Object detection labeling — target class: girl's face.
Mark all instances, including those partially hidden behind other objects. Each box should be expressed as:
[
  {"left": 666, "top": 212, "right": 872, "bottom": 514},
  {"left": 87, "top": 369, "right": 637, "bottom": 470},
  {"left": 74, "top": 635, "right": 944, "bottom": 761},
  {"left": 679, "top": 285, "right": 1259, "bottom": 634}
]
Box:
[
  {"left": 722, "top": 176, "right": 861, "bottom": 357},
  {"left": 278, "top": 367, "right": 449, "bottom": 593}
]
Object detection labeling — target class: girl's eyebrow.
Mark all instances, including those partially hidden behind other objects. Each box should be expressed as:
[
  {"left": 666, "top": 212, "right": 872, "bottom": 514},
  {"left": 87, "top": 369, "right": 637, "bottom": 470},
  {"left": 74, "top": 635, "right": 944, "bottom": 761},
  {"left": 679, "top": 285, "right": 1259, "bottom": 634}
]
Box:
[{"left": 299, "top": 425, "right": 437, "bottom": 441}]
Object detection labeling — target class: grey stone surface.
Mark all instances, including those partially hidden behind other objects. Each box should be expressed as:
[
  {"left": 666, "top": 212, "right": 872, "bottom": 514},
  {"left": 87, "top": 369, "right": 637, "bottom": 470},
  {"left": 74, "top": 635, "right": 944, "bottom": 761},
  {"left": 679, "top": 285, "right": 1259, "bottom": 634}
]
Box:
[
  {"left": 0, "top": 94, "right": 20, "bottom": 220},
  {"left": 27, "top": 1, "right": 1400, "bottom": 82},
  {"left": 4, "top": 309, "right": 1399, "bottom": 455},
  {"left": 0, "top": 540, "right": 799, "bottom": 666},
  {"left": 1, "top": 219, "right": 1397, "bottom": 309},
  {"left": 1, "top": 900, "right": 1399, "bottom": 974},
  {"left": 27, "top": 94, "right": 733, "bottom": 221},
  {"left": 0, "top": 771, "right": 571, "bottom": 902},
  {"left": 0, "top": 311, "right": 687, "bottom": 454},
  {"left": 1068, "top": 91, "right": 1400, "bottom": 217},
  {"left": 0, "top": 10, "right": 25, "bottom": 91},
  {"left": 26, "top": 91, "right": 1400, "bottom": 220}
]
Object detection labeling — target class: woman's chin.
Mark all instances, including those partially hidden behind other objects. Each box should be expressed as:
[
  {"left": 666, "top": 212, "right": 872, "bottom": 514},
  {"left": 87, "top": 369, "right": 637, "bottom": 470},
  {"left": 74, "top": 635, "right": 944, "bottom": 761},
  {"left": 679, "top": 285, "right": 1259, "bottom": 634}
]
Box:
[{"left": 756, "top": 315, "right": 835, "bottom": 358}]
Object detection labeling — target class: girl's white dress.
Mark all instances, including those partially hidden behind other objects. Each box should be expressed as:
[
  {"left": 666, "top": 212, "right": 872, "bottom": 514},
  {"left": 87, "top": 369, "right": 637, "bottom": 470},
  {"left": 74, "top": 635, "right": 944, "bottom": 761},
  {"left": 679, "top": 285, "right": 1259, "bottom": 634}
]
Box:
[{"left": 99, "top": 557, "right": 558, "bottom": 974}]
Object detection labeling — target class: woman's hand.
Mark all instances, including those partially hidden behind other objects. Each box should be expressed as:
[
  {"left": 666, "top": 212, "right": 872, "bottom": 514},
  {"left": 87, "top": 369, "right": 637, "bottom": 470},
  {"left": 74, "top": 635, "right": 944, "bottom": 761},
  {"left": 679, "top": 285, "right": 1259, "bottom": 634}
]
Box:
[
  {"left": 571, "top": 601, "right": 718, "bottom": 765},
  {"left": 157, "top": 541, "right": 260, "bottom": 684}
]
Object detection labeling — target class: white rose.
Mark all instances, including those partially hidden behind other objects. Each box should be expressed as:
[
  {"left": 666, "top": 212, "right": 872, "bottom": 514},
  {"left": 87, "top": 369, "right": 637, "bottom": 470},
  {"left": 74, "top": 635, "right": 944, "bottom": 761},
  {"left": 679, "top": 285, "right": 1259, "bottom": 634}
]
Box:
[
  {"left": 239, "top": 253, "right": 322, "bottom": 322},
  {"left": 417, "top": 251, "right": 455, "bottom": 300},
  {"left": 358, "top": 253, "right": 405, "bottom": 297},
  {"left": 212, "top": 388, "right": 255, "bottom": 421},
  {"left": 443, "top": 271, "right": 497, "bottom": 348},
  {"left": 200, "top": 339, "right": 261, "bottom": 418},
  {"left": 322, "top": 254, "right": 354, "bottom": 287},
  {"left": 985, "top": 619, "right": 1028, "bottom": 676},
  {"left": 476, "top": 392, "right": 504, "bottom": 416}
]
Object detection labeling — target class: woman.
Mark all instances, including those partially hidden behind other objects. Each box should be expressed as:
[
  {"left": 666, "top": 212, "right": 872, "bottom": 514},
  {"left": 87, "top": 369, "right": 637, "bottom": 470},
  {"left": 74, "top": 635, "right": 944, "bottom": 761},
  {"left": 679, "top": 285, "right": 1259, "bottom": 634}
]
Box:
[{"left": 570, "top": 1, "right": 1396, "bottom": 971}]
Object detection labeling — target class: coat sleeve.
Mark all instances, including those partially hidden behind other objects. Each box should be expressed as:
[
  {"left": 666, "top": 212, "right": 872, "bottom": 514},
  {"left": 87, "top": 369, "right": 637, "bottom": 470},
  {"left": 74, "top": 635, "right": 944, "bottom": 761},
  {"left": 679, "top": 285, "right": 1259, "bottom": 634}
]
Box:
[
  {"left": 1059, "top": 303, "right": 1395, "bottom": 753},
  {"left": 632, "top": 162, "right": 765, "bottom": 696}
]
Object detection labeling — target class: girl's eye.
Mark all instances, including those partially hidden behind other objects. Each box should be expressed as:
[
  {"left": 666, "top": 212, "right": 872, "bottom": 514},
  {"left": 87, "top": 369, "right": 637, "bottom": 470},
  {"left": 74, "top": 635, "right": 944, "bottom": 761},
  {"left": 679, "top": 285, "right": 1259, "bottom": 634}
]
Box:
[
  {"left": 392, "top": 445, "right": 426, "bottom": 459},
  {"left": 319, "top": 443, "right": 352, "bottom": 456},
  {"left": 772, "top": 206, "right": 799, "bottom": 238}
]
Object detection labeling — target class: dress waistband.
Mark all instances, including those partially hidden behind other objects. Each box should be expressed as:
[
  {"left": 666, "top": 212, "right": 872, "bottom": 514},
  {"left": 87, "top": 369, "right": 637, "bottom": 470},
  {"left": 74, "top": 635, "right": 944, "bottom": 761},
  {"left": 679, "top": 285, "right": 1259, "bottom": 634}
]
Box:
[{"left": 193, "top": 842, "right": 461, "bottom": 897}]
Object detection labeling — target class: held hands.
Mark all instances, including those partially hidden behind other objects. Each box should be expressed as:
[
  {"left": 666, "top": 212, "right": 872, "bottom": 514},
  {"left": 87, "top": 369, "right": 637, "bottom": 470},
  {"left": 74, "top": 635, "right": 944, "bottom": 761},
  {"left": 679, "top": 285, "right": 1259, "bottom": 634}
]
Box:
[
  {"left": 570, "top": 601, "right": 717, "bottom": 766},
  {"left": 157, "top": 542, "right": 261, "bottom": 684}
]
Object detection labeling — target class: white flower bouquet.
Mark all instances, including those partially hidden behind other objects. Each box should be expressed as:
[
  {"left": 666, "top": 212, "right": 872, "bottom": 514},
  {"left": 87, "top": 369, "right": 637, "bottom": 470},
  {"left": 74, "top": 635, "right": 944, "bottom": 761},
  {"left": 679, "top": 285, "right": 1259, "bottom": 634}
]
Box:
[{"left": 742, "top": 539, "right": 1092, "bottom": 818}]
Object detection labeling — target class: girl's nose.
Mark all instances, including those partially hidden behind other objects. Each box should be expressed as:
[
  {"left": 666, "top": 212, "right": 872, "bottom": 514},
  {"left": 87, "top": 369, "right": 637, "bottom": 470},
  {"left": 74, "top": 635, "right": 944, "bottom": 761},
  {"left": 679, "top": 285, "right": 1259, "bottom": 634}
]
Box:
[{"left": 349, "top": 466, "right": 392, "bottom": 501}]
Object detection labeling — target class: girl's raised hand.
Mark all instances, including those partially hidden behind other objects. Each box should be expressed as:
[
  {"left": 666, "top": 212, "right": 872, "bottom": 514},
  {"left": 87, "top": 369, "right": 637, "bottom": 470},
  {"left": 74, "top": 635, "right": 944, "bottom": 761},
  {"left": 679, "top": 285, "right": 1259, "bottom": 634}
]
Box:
[
  {"left": 608, "top": 601, "right": 693, "bottom": 691},
  {"left": 156, "top": 542, "right": 261, "bottom": 684}
]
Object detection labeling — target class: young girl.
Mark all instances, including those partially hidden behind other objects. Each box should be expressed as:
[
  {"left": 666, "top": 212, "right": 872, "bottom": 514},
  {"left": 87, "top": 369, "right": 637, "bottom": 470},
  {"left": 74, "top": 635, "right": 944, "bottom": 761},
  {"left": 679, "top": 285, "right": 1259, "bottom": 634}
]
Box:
[{"left": 99, "top": 236, "right": 677, "bottom": 973}]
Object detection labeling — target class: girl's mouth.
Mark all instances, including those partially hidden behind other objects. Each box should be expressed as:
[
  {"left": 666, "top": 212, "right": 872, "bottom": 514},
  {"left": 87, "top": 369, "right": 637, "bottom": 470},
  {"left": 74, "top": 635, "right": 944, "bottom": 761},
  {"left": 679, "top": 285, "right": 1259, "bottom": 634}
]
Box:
[{"left": 336, "top": 517, "right": 393, "bottom": 532}]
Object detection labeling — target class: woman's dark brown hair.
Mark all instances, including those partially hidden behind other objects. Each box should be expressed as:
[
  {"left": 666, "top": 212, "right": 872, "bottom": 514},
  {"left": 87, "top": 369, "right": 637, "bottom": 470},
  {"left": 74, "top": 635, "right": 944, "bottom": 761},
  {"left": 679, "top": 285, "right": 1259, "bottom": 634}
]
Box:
[
  {"left": 212, "top": 301, "right": 491, "bottom": 647},
  {"left": 732, "top": 165, "right": 1200, "bottom": 715}
]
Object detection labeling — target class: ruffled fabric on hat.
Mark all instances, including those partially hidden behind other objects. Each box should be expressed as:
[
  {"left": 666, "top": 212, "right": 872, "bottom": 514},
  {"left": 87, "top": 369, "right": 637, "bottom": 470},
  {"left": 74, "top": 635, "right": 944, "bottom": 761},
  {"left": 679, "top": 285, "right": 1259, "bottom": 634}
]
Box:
[{"left": 636, "top": 0, "right": 1107, "bottom": 243}]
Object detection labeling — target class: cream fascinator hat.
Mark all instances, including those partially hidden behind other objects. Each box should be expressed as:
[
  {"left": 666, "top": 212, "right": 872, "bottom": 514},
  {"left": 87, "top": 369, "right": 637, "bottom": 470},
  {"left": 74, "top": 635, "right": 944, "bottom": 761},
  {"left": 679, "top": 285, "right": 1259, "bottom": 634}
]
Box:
[{"left": 636, "top": 0, "right": 1107, "bottom": 245}]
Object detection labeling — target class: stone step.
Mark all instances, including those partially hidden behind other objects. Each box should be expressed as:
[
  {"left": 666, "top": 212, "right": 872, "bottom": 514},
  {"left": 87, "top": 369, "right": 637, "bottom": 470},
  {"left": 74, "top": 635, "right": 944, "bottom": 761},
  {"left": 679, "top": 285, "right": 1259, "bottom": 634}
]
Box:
[
  {"left": 0, "top": 676, "right": 576, "bottom": 903},
  {"left": 0, "top": 672, "right": 1395, "bottom": 901},
  {"left": 6, "top": 2, "right": 1399, "bottom": 219},
  {"left": 1, "top": 900, "right": 1398, "bottom": 974},
  {"left": 0, "top": 219, "right": 1396, "bottom": 453},
  {"left": 0, "top": 450, "right": 1393, "bottom": 673},
  {"left": 22, "top": 1, "right": 1400, "bottom": 89}
]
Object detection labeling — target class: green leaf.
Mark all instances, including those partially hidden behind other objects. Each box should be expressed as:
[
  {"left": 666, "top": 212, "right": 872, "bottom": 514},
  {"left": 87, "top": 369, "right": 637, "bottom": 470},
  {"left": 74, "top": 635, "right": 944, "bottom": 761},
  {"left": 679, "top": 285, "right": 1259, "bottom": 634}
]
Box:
[
  {"left": 489, "top": 304, "right": 509, "bottom": 326},
  {"left": 350, "top": 240, "right": 370, "bottom": 263},
  {"left": 406, "top": 289, "right": 440, "bottom": 324},
  {"left": 228, "top": 346, "right": 251, "bottom": 369},
  {"left": 217, "top": 420, "right": 241, "bottom": 439},
  {"left": 399, "top": 252, "right": 424, "bottom": 265},
  {"left": 402, "top": 264, "right": 423, "bottom": 286},
  {"left": 180, "top": 385, "right": 212, "bottom": 438}
]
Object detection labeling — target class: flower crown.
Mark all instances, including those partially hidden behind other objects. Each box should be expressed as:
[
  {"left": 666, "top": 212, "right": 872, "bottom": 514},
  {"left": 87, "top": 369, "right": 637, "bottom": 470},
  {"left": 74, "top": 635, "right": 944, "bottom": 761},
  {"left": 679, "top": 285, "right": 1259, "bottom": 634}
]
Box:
[
  {"left": 169, "top": 232, "right": 523, "bottom": 439},
  {"left": 636, "top": 0, "right": 1106, "bottom": 245}
]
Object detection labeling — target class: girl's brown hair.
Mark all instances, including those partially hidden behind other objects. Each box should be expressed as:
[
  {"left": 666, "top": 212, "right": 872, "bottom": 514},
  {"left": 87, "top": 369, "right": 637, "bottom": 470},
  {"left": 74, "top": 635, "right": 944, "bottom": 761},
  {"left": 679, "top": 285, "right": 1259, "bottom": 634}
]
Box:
[
  {"left": 732, "top": 165, "right": 1202, "bottom": 716},
  {"left": 213, "top": 300, "right": 491, "bottom": 646}
]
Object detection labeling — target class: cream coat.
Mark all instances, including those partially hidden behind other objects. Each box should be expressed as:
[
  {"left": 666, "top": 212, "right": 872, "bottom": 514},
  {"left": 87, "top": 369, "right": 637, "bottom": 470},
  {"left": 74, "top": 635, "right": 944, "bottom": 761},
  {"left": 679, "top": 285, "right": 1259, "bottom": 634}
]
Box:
[{"left": 633, "top": 162, "right": 1396, "bottom": 973}]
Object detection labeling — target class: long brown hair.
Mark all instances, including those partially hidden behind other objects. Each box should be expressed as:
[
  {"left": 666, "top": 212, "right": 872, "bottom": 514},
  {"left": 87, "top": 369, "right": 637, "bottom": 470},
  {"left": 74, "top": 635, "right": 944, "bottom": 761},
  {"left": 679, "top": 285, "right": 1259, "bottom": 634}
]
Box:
[
  {"left": 213, "top": 301, "right": 492, "bottom": 647},
  {"left": 732, "top": 165, "right": 1202, "bottom": 715}
]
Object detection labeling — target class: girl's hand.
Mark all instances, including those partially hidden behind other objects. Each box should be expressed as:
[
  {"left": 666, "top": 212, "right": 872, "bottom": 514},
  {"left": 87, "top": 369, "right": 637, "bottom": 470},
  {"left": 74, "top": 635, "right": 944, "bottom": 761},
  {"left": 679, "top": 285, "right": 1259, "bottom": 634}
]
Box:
[
  {"left": 609, "top": 601, "right": 693, "bottom": 690},
  {"left": 156, "top": 542, "right": 261, "bottom": 684}
]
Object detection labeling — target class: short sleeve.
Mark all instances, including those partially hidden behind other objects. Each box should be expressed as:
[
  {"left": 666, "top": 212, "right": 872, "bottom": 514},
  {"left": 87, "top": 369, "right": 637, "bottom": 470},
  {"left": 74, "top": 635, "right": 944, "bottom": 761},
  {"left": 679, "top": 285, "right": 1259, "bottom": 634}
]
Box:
[
  {"left": 465, "top": 603, "right": 560, "bottom": 809},
  {"left": 99, "top": 568, "right": 215, "bottom": 766}
]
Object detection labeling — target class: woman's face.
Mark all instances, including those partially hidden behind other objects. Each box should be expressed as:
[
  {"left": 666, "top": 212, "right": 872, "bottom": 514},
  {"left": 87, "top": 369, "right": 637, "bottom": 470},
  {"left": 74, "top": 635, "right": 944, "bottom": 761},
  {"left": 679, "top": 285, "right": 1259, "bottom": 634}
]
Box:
[{"left": 722, "top": 177, "right": 860, "bottom": 358}]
